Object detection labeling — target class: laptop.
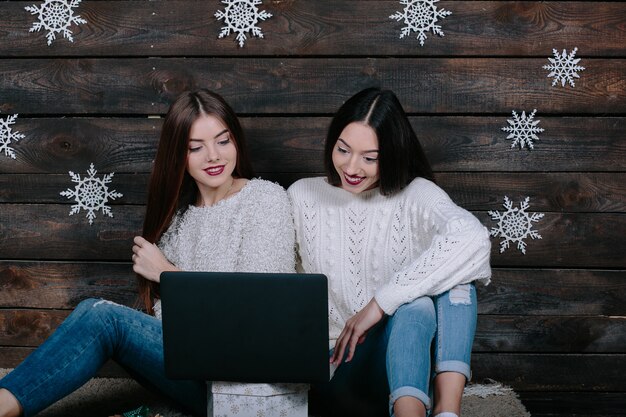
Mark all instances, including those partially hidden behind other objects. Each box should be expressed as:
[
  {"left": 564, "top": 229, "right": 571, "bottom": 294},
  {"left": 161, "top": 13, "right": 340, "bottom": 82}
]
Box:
[{"left": 160, "top": 271, "right": 330, "bottom": 383}]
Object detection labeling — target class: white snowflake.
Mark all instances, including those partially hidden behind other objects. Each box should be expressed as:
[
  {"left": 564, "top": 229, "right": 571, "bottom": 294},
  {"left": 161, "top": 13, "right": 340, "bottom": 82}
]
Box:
[
  {"left": 389, "top": 0, "right": 451, "bottom": 46},
  {"left": 489, "top": 196, "right": 544, "bottom": 255},
  {"left": 25, "top": 0, "right": 87, "bottom": 46},
  {"left": 215, "top": 0, "right": 272, "bottom": 47},
  {"left": 60, "top": 163, "right": 123, "bottom": 225},
  {"left": 0, "top": 114, "right": 25, "bottom": 160},
  {"left": 543, "top": 47, "right": 585, "bottom": 88},
  {"left": 501, "top": 109, "right": 544, "bottom": 150}
]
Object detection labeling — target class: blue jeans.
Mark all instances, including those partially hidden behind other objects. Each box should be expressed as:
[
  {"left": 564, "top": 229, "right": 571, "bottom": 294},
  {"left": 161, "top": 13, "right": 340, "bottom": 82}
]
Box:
[
  {"left": 0, "top": 298, "right": 207, "bottom": 417},
  {"left": 311, "top": 284, "right": 477, "bottom": 417},
  {"left": 433, "top": 283, "right": 477, "bottom": 381}
]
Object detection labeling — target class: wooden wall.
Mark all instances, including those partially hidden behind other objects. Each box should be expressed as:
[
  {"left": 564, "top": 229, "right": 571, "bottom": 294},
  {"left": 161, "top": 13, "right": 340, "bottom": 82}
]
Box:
[{"left": 1, "top": 1, "right": 625, "bottom": 415}]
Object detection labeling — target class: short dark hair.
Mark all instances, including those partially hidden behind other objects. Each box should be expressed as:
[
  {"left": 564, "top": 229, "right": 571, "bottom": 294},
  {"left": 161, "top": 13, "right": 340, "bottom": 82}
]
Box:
[{"left": 324, "top": 87, "right": 434, "bottom": 195}]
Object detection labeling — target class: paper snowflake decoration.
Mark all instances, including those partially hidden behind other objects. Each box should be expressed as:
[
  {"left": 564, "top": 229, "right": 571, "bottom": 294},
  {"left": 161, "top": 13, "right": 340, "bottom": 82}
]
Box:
[
  {"left": 0, "top": 114, "right": 25, "bottom": 160},
  {"left": 60, "top": 163, "right": 123, "bottom": 225},
  {"left": 389, "top": 0, "right": 452, "bottom": 46},
  {"left": 543, "top": 47, "right": 585, "bottom": 88},
  {"left": 489, "top": 196, "right": 544, "bottom": 254},
  {"left": 25, "top": 0, "right": 87, "bottom": 46},
  {"left": 501, "top": 109, "right": 544, "bottom": 150},
  {"left": 214, "top": 0, "right": 272, "bottom": 47}
]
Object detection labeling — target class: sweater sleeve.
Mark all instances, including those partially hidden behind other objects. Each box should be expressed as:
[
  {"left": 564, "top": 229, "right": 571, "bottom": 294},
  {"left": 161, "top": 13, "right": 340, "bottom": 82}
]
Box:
[
  {"left": 374, "top": 185, "right": 492, "bottom": 315},
  {"left": 238, "top": 182, "right": 296, "bottom": 273}
]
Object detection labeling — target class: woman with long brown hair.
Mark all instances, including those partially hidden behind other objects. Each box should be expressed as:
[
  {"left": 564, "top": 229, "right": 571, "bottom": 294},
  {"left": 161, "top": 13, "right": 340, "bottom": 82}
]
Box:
[{"left": 0, "top": 89, "right": 295, "bottom": 417}]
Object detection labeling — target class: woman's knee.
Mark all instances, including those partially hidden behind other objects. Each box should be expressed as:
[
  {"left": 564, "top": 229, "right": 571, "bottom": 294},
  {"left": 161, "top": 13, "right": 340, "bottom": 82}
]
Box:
[
  {"left": 72, "top": 298, "right": 127, "bottom": 325},
  {"left": 393, "top": 297, "right": 436, "bottom": 330}
]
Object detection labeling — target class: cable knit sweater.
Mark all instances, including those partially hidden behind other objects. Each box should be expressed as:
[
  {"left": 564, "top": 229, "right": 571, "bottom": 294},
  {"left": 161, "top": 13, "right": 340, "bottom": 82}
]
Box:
[
  {"left": 288, "top": 177, "right": 491, "bottom": 347},
  {"left": 153, "top": 179, "right": 296, "bottom": 318}
]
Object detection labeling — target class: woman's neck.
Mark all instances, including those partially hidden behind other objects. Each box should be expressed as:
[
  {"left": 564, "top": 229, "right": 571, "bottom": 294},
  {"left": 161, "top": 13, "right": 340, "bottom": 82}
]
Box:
[{"left": 196, "top": 176, "right": 236, "bottom": 207}]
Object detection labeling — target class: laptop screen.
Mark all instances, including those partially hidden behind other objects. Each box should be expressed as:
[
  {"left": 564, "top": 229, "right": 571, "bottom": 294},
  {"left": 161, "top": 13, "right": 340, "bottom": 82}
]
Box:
[{"left": 161, "top": 271, "right": 330, "bottom": 383}]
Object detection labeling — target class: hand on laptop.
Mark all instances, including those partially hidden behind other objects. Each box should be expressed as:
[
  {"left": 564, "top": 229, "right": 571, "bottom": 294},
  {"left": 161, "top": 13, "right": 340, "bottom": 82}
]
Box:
[
  {"left": 132, "top": 236, "right": 179, "bottom": 282},
  {"left": 331, "top": 298, "right": 384, "bottom": 365}
]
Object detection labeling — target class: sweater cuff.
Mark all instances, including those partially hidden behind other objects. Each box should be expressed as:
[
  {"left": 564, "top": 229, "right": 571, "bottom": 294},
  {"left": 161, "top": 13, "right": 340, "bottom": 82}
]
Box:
[{"left": 374, "top": 286, "right": 407, "bottom": 316}]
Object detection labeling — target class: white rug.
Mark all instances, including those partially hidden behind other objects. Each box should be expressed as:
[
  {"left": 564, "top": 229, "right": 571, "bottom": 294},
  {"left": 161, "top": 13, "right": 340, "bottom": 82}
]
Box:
[{"left": 0, "top": 369, "right": 530, "bottom": 417}]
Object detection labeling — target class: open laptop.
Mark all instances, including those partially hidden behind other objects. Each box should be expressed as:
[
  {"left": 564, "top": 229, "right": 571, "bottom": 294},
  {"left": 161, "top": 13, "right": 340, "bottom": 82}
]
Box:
[{"left": 160, "top": 271, "right": 330, "bottom": 383}]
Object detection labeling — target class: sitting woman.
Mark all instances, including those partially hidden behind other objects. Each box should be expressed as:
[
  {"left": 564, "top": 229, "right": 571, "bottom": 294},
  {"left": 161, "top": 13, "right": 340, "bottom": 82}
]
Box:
[
  {"left": 0, "top": 89, "right": 295, "bottom": 417},
  {"left": 288, "top": 88, "right": 491, "bottom": 417}
]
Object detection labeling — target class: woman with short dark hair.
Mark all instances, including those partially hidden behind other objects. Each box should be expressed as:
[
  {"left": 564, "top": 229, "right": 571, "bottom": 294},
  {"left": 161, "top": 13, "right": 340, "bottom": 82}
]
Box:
[{"left": 289, "top": 87, "right": 491, "bottom": 417}]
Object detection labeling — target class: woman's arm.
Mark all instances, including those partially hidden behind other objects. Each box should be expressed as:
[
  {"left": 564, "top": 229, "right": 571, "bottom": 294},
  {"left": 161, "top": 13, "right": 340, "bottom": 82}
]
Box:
[{"left": 375, "top": 186, "right": 491, "bottom": 315}]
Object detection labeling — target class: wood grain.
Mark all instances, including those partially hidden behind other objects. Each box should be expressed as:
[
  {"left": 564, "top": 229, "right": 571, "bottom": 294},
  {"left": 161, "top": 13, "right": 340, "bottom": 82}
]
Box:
[
  {"left": 0, "top": 261, "right": 137, "bottom": 309},
  {"left": 1, "top": 58, "right": 624, "bottom": 115},
  {"left": 3, "top": 172, "right": 625, "bottom": 213},
  {"left": 3, "top": 308, "right": 622, "bottom": 353},
  {"left": 1, "top": 205, "right": 625, "bottom": 267},
  {"left": 471, "top": 353, "right": 626, "bottom": 391},
  {"left": 478, "top": 269, "right": 626, "bottom": 316},
  {"left": 1, "top": 117, "right": 624, "bottom": 174},
  {"left": 3, "top": 263, "right": 624, "bottom": 315},
  {"left": 1, "top": 2, "right": 623, "bottom": 56}
]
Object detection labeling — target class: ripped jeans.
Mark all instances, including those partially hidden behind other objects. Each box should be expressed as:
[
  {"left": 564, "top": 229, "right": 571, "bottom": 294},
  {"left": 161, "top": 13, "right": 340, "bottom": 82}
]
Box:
[
  {"left": 0, "top": 298, "right": 207, "bottom": 417},
  {"left": 311, "top": 284, "right": 477, "bottom": 417}
]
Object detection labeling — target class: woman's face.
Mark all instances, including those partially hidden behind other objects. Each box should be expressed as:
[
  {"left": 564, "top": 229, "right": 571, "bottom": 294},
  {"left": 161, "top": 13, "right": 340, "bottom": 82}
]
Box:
[
  {"left": 186, "top": 114, "right": 237, "bottom": 191},
  {"left": 332, "top": 122, "right": 380, "bottom": 194}
]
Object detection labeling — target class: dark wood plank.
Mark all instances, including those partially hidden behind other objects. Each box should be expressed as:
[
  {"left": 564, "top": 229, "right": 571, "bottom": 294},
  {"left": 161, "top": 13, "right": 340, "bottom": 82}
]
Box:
[
  {"left": 1, "top": 2, "right": 624, "bottom": 56},
  {"left": 1, "top": 205, "right": 625, "bottom": 267},
  {"left": 0, "top": 261, "right": 136, "bottom": 309},
  {"left": 4, "top": 308, "right": 622, "bottom": 353},
  {"left": 471, "top": 353, "right": 626, "bottom": 391},
  {"left": 479, "top": 269, "right": 626, "bottom": 316},
  {"left": 440, "top": 172, "right": 626, "bottom": 213},
  {"left": 1, "top": 117, "right": 624, "bottom": 174},
  {"left": 0, "top": 309, "right": 68, "bottom": 346},
  {"left": 475, "top": 212, "right": 626, "bottom": 269},
  {"left": 3, "top": 263, "right": 625, "bottom": 316},
  {"left": 0, "top": 205, "right": 141, "bottom": 260},
  {"left": 473, "top": 315, "right": 626, "bottom": 353},
  {"left": 519, "top": 392, "right": 626, "bottom": 416},
  {"left": 1, "top": 58, "right": 624, "bottom": 114},
  {"left": 3, "top": 172, "right": 625, "bottom": 214}
]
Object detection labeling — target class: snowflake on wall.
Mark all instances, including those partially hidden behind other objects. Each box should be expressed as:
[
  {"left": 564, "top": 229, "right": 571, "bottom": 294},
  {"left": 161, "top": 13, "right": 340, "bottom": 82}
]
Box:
[
  {"left": 489, "top": 196, "right": 544, "bottom": 255},
  {"left": 501, "top": 109, "right": 544, "bottom": 150},
  {"left": 25, "top": 0, "right": 87, "bottom": 46},
  {"left": 543, "top": 47, "right": 585, "bottom": 88},
  {"left": 0, "top": 114, "right": 25, "bottom": 160},
  {"left": 60, "top": 163, "right": 123, "bottom": 225},
  {"left": 214, "top": 0, "right": 272, "bottom": 47},
  {"left": 389, "top": 0, "right": 452, "bottom": 46}
]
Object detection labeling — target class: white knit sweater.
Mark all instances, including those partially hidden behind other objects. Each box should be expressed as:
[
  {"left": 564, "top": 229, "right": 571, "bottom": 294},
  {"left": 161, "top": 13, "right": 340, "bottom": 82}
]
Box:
[
  {"left": 153, "top": 179, "right": 296, "bottom": 318},
  {"left": 288, "top": 177, "right": 491, "bottom": 346}
]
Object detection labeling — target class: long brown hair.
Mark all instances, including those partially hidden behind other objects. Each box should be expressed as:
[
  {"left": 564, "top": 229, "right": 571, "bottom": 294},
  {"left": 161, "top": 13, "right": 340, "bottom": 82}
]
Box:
[{"left": 138, "top": 89, "right": 254, "bottom": 313}]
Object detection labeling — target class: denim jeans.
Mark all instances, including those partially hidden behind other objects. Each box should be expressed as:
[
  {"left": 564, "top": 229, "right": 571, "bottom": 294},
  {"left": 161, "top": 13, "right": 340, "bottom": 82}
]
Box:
[
  {"left": 433, "top": 283, "right": 477, "bottom": 381},
  {"left": 0, "top": 298, "right": 207, "bottom": 417},
  {"left": 311, "top": 284, "right": 477, "bottom": 417}
]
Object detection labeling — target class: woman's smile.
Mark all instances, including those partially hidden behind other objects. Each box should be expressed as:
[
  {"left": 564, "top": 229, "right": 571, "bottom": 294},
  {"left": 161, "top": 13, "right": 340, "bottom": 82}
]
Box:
[{"left": 204, "top": 165, "right": 225, "bottom": 176}]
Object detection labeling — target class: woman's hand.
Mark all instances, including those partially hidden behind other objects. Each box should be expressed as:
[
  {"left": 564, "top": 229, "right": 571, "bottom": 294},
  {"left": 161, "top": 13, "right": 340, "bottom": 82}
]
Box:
[
  {"left": 131, "top": 236, "right": 178, "bottom": 282},
  {"left": 331, "top": 298, "right": 385, "bottom": 365}
]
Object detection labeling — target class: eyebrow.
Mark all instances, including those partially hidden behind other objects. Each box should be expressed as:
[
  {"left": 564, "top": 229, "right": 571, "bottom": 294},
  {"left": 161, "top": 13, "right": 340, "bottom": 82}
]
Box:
[
  {"left": 189, "top": 129, "right": 229, "bottom": 142},
  {"left": 337, "top": 138, "right": 379, "bottom": 153}
]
